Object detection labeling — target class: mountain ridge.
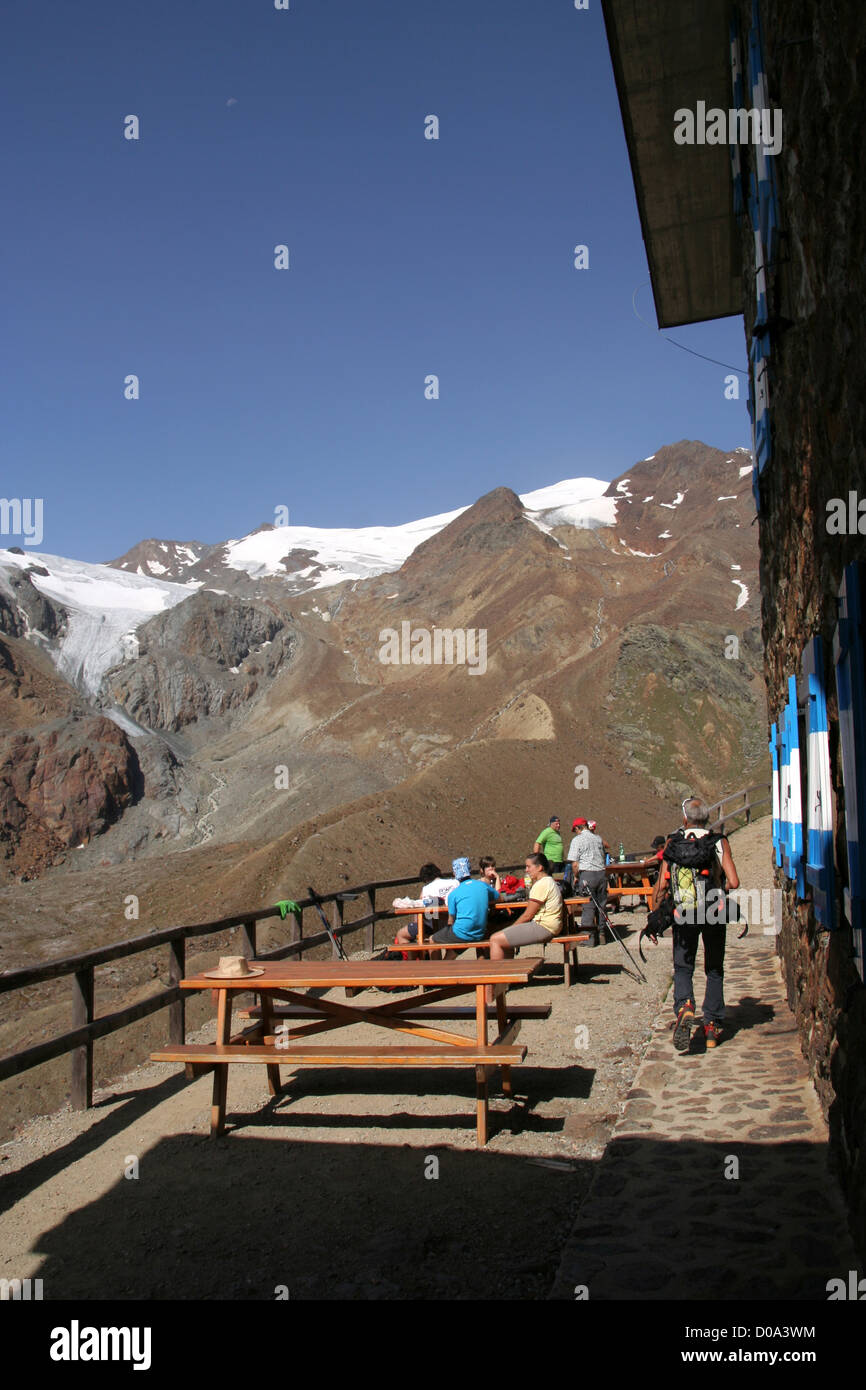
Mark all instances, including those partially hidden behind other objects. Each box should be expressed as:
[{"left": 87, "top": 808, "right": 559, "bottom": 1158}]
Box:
[{"left": 0, "top": 441, "right": 765, "bottom": 917}]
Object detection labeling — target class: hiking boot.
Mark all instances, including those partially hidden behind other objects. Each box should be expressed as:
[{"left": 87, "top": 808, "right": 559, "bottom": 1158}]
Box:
[
  {"left": 673, "top": 1002, "right": 695, "bottom": 1052},
  {"left": 703, "top": 1021, "right": 723, "bottom": 1049}
]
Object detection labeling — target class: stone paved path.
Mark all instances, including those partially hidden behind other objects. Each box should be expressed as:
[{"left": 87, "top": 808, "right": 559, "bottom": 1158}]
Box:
[{"left": 551, "top": 926, "right": 863, "bottom": 1299}]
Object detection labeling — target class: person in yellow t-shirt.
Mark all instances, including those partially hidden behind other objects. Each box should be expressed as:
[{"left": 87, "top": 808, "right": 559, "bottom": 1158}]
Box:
[{"left": 486, "top": 852, "right": 564, "bottom": 1001}]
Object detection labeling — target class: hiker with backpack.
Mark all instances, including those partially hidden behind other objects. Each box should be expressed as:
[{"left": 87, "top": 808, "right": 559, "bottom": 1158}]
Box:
[{"left": 648, "top": 796, "right": 740, "bottom": 1052}]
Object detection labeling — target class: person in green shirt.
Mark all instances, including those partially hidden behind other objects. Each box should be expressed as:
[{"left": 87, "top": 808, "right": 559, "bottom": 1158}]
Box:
[{"left": 534, "top": 816, "right": 564, "bottom": 872}]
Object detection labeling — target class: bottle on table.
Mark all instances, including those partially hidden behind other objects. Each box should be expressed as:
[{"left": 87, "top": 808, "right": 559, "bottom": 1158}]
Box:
[{"left": 618, "top": 842, "right": 626, "bottom": 862}]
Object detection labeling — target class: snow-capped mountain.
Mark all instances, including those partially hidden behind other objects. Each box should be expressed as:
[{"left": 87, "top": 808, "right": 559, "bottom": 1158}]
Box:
[
  {"left": 109, "top": 539, "right": 209, "bottom": 580},
  {"left": 0, "top": 549, "right": 190, "bottom": 697},
  {"left": 110, "top": 478, "right": 619, "bottom": 592},
  {"left": 2, "top": 453, "right": 754, "bottom": 701},
  {"left": 0, "top": 441, "right": 764, "bottom": 888}
]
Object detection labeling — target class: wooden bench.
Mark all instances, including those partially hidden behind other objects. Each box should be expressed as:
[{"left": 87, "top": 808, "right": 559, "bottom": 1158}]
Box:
[
  {"left": 151, "top": 1042, "right": 526, "bottom": 1145},
  {"left": 152, "top": 1042, "right": 525, "bottom": 1068}
]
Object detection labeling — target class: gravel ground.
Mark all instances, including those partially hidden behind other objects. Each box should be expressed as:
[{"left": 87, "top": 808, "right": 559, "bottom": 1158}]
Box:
[
  {"left": 0, "top": 913, "right": 669, "bottom": 1299},
  {"left": 0, "top": 824, "right": 778, "bottom": 1301}
]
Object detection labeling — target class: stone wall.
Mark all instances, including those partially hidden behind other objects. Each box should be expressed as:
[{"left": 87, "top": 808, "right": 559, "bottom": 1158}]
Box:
[{"left": 738, "top": 0, "right": 866, "bottom": 1255}]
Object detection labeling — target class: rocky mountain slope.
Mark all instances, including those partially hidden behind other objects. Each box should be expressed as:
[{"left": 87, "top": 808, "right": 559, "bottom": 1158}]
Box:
[{"left": 0, "top": 441, "right": 766, "bottom": 953}]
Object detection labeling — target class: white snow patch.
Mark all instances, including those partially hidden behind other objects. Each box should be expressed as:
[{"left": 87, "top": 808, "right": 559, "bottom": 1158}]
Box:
[
  {"left": 658, "top": 531, "right": 672, "bottom": 539},
  {"left": 642, "top": 495, "right": 654, "bottom": 503},
  {"left": 521, "top": 477, "right": 617, "bottom": 529},
  {"left": 732, "top": 579, "right": 749, "bottom": 610},
  {"left": 224, "top": 506, "right": 463, "bottom": 587},
  {"left": 739, "top": 464, "right": 753, "bottom": 478},
  {"left": 626, "top": 548, "right": 660, "bottom": 558},
  {"left": 104, "top": 706, "right": 149, "bottom": 740},
  {"left": 0, "top": 548, "right": 190, "bottom": 696},
  {"left": 643, "top": 455, "right": 656, "bottom": 462},
  {"left": 659, "top": 491, "right": 686, "bottom": 509},
  {"left": 731, "top": 564, "right": 742, "bottom": 571},
  {"left": 148, "top": 560, "right": 169, "bottom": 575},
  {"left": 224, "top": 477, "right": 617, "bottom": 587},
  {"left": 528, "top": 516, "right": 569, "bottom": 551},
  {"left": 717, "top": 495, "right": 737, "bottom": 501}
]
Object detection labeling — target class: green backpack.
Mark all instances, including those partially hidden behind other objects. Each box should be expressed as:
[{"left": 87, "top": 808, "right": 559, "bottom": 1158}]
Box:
[{"left": 663, "top": 830, "right": 724, "bottom": 925}]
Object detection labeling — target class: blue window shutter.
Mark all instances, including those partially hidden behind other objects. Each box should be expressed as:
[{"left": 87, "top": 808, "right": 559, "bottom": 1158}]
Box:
[
  {"left": 751, "top": 331, "right": 771, "bottom": 474},
  {"left": 802, "top": 637, "right": 835, "bottom": 926},
  {"left": 770, "top": 721, "right": 782, "bottom": 867},
  {"left": 833, "top": 563, "right": 866, "bottom": 979},
  {"left": 779, "top": 695, "right": 790, "bottom": 872},
  {"left": 780, "top": 675, "right": 805, "bottom": 897},
  {"left": 748, "top": 0, "right": 779, "bottom": 265}
]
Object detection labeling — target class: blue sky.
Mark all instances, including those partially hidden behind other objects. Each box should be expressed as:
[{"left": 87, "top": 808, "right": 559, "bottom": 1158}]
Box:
[{"left": 2, "top": 0, "right": 749, "bottom": 563}]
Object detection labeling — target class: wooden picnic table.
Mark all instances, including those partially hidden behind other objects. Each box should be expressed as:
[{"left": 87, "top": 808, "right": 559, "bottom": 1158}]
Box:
[
  {"left": 603, "top": 861, "right": 654, "bottom": 902},
  {"left": 151, "top": 957, "right": 545, "bottom": 1146},
  {"left": 394, "top": 863, "right": 654, "bottom": 945}
]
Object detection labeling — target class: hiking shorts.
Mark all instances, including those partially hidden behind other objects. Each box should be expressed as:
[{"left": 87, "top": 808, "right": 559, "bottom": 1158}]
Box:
[
  {"left": 498, "top": 921, "right": 558, "bottom": 947},
  {"left": 429, "top": 925, "right": 479, "bottom": 947},
  {"left": 404, "top": 911, "right": 441, "bottom": 941}
]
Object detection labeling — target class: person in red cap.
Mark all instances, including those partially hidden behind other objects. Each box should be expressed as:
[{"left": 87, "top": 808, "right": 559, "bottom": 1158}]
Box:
[
  {"left": 561, "top": 819, "right": 587, "bottom": 893},
  {"left": 566, "top": 818, "right": 608, "bottom": 944},
  {"left": 587, "top": 820, "right": 611, "bottom": 853}
]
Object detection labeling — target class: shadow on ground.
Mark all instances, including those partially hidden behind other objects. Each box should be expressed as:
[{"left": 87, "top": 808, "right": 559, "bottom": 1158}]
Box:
[
  {"left": 13, "top": 1117, "right": 859, "bottom": 1300},
  {"left": 26, "top": 1123, "right": 594, "bottom": 1300},
  {"left": 552, "top": 1135, "right": 862, "bottom": 1301}
]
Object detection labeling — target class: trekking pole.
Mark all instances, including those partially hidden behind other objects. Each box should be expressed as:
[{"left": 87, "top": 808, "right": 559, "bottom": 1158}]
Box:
[
  {"left": 307, "top": 885, "right": 349, "bottom": 961},
  {"left": 586, "top": 886, "right": 648, "bottom": 985}
]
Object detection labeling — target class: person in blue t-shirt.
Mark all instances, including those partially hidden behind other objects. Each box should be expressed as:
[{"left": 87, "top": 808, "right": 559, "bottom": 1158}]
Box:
[{"left": 430, "top": 857, "right": 499, "bottom": 951}]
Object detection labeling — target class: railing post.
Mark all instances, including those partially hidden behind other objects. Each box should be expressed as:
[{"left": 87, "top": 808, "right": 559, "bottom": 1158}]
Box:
[
  {"left": 169, "top": 936, "right": 186, "bottom": 1045},
  {"left": 366, "top": 887, "right": 376, "bottom": 953},
  {"left": 71, "top": 967, "right": 94, "bottom": 1111},
  {"left": 331, "top": 899, "right": 344, "bottom": 959},
  {"left": 241, "top": 919, "right": 257, "bottom": 960}
]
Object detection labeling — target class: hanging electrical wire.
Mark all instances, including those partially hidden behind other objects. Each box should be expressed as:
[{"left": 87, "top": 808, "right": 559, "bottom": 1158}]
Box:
[{"left": 631, "top": 284, "right": 747, "bottom": 374}]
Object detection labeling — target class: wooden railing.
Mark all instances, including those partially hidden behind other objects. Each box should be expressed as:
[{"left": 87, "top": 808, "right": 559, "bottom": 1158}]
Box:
[
  {"left": 0, "top": 875, "right": 426, "bottom": 1110},
  {"left": 0, "top": 795, "right": 768, "bottom": 1114},
  {"left": 706, "top": 782, "right": 771, "bottom": 836}
]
